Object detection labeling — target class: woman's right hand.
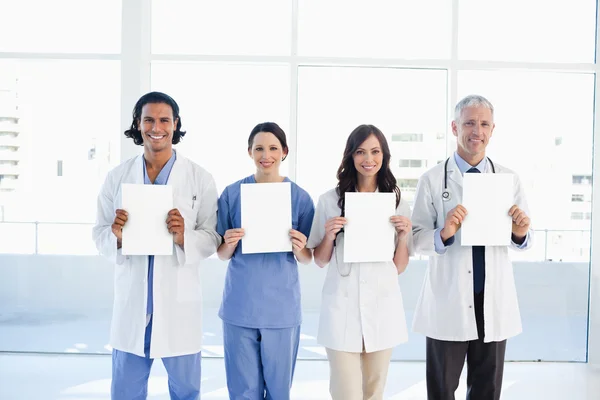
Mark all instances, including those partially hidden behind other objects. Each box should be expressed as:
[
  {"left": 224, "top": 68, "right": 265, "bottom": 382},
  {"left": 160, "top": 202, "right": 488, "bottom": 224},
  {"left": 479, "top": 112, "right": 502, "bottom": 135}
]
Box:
[
  {"left": 325, "top": 217, "right": 347, "bottom": 241},
  {"left": 223, "top": 228, "right": 245, "bottom": 248}
]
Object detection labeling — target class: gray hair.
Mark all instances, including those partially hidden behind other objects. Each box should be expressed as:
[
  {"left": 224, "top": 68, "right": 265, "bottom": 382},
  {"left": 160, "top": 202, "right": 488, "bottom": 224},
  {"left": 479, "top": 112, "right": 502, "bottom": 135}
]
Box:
[{"left": 454, "top": 94, "right": 494, "bottom": 122}]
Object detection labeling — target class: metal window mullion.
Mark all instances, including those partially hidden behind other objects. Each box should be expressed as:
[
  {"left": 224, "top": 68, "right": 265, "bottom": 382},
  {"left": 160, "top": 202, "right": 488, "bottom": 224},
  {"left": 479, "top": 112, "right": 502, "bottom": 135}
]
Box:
[
  {"left": 287, "top": 0, "right": 300, "bottom": 182},
  {"left": 586, "top": 0, "right": 600, "bottom": 366},
  {"left": 120, "top": 0, "right": 152, "bottom": 163}
]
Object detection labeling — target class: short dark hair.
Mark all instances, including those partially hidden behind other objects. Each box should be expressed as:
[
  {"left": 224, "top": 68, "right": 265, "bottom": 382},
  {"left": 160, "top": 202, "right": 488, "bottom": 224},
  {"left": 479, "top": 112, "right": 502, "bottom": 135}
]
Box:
[
  {"left": 124, "top": 91, "right": 186, "bottom": 145},
  {"left": 247, "top": 122, "right": 289, "bottom": 161}
]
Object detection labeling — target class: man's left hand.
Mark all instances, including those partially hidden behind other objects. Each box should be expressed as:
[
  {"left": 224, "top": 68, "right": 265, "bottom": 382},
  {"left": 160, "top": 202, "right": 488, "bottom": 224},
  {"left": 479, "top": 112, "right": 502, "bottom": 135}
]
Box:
[
  {"left": 509, "top": 205, "right": 530, "bottom": 240},
  {"left": 167, "top": 209, "right": 185, "bottom": 246}
]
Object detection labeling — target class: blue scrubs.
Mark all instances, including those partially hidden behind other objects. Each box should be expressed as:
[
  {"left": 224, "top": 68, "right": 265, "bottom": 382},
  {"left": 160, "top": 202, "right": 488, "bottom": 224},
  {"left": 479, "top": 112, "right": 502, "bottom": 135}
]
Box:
[
  {"left": 217, "top": 175, "right": 315, "bottom": 400},
  {"left": 112, "top": 317, "right": 201, "bottom": 400},
  {"left": 111, "top": 151, "right": 202, "bottom": 400}
]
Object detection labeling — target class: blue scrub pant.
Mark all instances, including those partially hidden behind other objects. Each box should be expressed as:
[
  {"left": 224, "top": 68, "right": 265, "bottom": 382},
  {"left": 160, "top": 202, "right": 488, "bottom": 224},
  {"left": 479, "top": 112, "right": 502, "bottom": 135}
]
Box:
[
  {"left": 111, "top": 316, "right": 202, "bottom": 400},
  {"left": 223, "top": 322, "right": 301, "bottom": 400}
]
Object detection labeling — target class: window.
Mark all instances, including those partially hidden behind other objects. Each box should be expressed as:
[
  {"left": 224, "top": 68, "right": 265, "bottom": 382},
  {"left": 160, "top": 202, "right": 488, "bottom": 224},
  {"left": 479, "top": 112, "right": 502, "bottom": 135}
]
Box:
[
  {"left": 151, "top": 62, "right": 290, "bottom": 193},
  {"left": 573, "top": 175, "right": 592, "bottom": 185},
  {"left": 458, "top": 70, "right": 593, "bottom": 362},
  {"left": 458, "top": 71, "right": 594, "bottom": 236},
  {"left": 397, "top": 178, "right": 419, "bottom": 188},
  {"left": 0, "top": 0, "right": 595, "bottom": 367},
  {"left": 296, "top": 67, "right": 447, "bottom": 200},
  {"left": 0, "top": 0, "right": 122, "bottom": 53},
  {"left": 572, "top": 212, "right": 592, "bottom": 220},
  {"left": 392, "top": 133, "right": 424, "bottom": 142},
  {"left": 152, "top": 0, "right": 291, "bottom": 55},
  {"left": 0, "top": 60, "right": 120, "bottom": 224},
  {"left": 458, "top": 0, "right": 595, "bottom": 62},
  {"left": 298, "top": 0, "right": 451, "bottom": 58},
  {"left": 399, "top": 159, "right": 425, "bottom": 168}
]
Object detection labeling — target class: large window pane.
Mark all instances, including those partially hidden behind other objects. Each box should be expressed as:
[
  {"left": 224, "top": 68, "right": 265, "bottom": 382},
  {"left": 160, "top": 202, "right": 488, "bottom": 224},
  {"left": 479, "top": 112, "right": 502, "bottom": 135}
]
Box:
[
  {"left": 152, "top": 0, "right": 292, "bottom": 55},
  {"left": 37, "top": 224, "right": 97, "bottom": 255},
  {"left": 0, "top": 60, "right": 119, "bottom": 355},
  {"left": 0, "top": 0, "right": 122, "bottom": 53},
  {"left": 150, "top": 62, "right": 290, "bottom": 359},
  {"left": 151, "top": 62, "right": 290, "bottom": 193},
  {"left": 297, "top": 66, "right": 448, "bottom": 204},
  {"left": 458, "top": 0, "right": 596, "bottom": 63},
  {"left": 296, "top": 67, "right": 448, "bottom": 361},
  {"left": 298, "top": 0, "right": 452, "bottom": 58},
  {"left": 457, "top": 71, "right": 594, "bottom": 251},
  {"left": 0, "top": 60, "right": 120, "bottom": 226},
  {"left": 458, "top": 70, "right": 593, "bottom": 361}
]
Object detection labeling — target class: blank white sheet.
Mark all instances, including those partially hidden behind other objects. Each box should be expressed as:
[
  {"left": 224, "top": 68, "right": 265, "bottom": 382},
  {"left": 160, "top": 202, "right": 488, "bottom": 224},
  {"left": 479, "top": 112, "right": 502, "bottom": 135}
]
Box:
[
  {"left": 241, "top": 182, "right": 292, "bottom": 254},
  {"left": 461, "top": 173, "right": 514, "bottom": 246},
  {"left": 344, "top": 192, "right": 396, "bottom": 263},
  {"left": 121, "top": 183, "right": 173, "bottom": 256}
]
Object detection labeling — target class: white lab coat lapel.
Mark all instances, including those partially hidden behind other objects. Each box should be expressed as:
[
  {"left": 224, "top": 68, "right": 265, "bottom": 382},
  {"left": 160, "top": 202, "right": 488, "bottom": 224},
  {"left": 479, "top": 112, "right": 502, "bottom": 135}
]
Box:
[{"left": 445, "top": 156, "right": 464, "bottom": 245}]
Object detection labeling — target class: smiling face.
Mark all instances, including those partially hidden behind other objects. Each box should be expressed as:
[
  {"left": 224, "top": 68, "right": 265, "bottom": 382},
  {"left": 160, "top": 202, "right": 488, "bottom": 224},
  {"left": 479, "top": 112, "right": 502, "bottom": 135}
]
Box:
[
  {"left": 352, "top": 134, "right": 383, "bottom": 178},
  {"left": 248, "top": 131, "right": 288, "bottom": 176},
  {"left": 138, "top": 102, "right": 177, "bottom": 155},
  {"left": 452, "top": 105, "right": 495, "bottom": 164}
]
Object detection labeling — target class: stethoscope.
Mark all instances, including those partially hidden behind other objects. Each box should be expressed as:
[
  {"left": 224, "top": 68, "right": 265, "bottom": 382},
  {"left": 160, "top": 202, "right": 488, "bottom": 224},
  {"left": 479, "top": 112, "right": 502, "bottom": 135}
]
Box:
[{"left": 442, "top": 157, "right": 496, "bottom": 202}]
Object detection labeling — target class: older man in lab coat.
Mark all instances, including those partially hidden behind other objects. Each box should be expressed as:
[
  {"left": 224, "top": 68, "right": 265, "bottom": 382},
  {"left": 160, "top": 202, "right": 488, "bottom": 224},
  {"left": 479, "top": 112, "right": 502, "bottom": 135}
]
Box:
[
  {"left": 92, "top": 92, "right": 221, "bottom": 400},
  {"left": 411, "top": 94, "right": 533, "bottom": 400}
]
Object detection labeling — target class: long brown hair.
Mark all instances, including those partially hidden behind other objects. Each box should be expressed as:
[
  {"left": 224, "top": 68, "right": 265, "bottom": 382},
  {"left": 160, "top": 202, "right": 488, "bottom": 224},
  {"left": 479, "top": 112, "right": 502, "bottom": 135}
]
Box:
[{"left": 335, "top": 124, "right": 400, "bottom": 215}]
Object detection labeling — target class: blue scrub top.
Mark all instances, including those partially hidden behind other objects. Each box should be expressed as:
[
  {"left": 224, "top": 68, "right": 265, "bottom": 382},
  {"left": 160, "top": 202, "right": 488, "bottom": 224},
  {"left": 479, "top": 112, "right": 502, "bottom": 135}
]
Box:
[{"left": 217, "top": 175, "right": 315, "bottom": 329}]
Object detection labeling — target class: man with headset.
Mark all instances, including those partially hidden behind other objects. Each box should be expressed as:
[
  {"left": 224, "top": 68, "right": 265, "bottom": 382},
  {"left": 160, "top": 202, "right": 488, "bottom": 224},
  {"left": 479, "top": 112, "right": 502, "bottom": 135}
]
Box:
[{"left": 411, "top": 94, "right": 533, "bottom": 400}]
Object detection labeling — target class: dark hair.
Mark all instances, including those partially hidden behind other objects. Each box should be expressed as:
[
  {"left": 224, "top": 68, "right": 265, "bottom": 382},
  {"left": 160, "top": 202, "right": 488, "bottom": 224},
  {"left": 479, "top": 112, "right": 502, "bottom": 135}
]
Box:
[
  {"left": 336, "top": 124, "right": 400, "bottom": 215},
  {"left": 124, "top": 91, "right": 186, "bottom": 145},
  {"left": 247, "top": 122, "right": 289, "bottom": 161}
]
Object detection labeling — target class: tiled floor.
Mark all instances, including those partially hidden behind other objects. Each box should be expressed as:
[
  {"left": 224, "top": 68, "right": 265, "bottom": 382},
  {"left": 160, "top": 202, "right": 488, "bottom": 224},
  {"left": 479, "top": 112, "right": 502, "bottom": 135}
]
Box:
[{"left": 1, "top": 353, "right": 599, "bottom": 399}]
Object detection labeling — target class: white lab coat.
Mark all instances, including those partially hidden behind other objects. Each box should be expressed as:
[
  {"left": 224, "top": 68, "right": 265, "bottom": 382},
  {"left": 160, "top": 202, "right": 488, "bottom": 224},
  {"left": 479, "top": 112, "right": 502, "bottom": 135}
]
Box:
[
  {"left": 92, "top": 153, "right": 221, "bottom": 358},
  {"left": 411, "top": 155, "right": 533, "bottom": 343},
  {"left": 307, "top": 188, "right": 413, "bottom": 353}
]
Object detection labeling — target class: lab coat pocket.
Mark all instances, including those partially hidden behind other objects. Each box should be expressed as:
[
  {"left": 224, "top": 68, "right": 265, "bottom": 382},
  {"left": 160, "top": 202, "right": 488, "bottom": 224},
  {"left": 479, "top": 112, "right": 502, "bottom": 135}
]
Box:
[
  {"left": 174, "top": 195, "right": 197, "bottom": 228},
  {"left": 176, "top": 265, "right": 202, "bottom": 302},
  {"left": 318, "top": 293, "right": 349, "bottom": 347},
  {"left": 378, "top": 263, "right": 400, "bottom": 297}
]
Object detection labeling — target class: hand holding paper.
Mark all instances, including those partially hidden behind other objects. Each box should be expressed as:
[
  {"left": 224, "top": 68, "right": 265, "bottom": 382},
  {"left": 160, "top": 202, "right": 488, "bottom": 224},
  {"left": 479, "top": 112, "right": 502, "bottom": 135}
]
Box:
[
  {"left": 112, "top": 209, "right": 128, "bottom": 246},
  {"left": 166, "top": 208, "right": 185, "bottom": 246},
  {"left": 222, "top": 228, "right": 245, "bottom": 249},
  {"left": 509, "top": 205, "right": 531, "bottom": 240},
  {"left": 441, "top": 205, "right": 467, "bottom": 241},
  {"left": 390, "top": 215, "right": 412, "bottom": 241}
]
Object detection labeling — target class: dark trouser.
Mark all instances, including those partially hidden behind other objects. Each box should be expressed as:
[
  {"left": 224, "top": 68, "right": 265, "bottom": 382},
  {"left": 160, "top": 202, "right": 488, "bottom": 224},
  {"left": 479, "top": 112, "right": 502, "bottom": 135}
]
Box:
[{"left": 426, "top": 292, "right": 507, "bottom": 400}]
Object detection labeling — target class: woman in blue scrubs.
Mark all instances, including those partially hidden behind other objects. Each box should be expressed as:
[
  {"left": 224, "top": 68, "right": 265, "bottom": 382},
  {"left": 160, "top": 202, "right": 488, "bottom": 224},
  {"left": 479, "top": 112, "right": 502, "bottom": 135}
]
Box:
[{"left": 216, "top": 122, "right": 315, "bottom": 400}]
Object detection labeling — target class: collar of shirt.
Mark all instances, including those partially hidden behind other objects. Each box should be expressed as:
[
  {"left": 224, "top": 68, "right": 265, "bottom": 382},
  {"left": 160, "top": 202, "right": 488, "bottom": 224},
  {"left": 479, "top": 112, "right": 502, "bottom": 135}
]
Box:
[
  {"left": 143, "top": 150, "right": 177, "bottom": 185},
  {"left": 453, "top": 151, "right": 487, "bottom": 175},
  {"left": 248, "top": 174, "right": 291, "bottom": 184}
]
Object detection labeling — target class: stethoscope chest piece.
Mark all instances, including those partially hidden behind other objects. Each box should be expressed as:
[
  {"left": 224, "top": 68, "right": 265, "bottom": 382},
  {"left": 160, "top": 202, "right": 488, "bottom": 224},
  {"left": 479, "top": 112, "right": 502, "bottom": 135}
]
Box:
[{"left": 442, "top": 190, "right": 451, "bottom": 201}]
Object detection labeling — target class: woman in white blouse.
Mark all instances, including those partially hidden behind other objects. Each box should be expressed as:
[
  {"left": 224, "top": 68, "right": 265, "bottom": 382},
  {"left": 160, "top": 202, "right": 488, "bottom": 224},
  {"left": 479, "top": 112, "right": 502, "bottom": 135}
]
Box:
[{"left": 307, "top": 124, "right": 413, "bottom": 400}]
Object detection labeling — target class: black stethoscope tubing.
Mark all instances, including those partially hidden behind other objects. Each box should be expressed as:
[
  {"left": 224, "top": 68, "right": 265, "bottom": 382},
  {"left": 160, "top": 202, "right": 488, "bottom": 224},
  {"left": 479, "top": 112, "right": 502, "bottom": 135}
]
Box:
[{"left": 442, "top": 157, "right": 496, "bottom": 201}]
